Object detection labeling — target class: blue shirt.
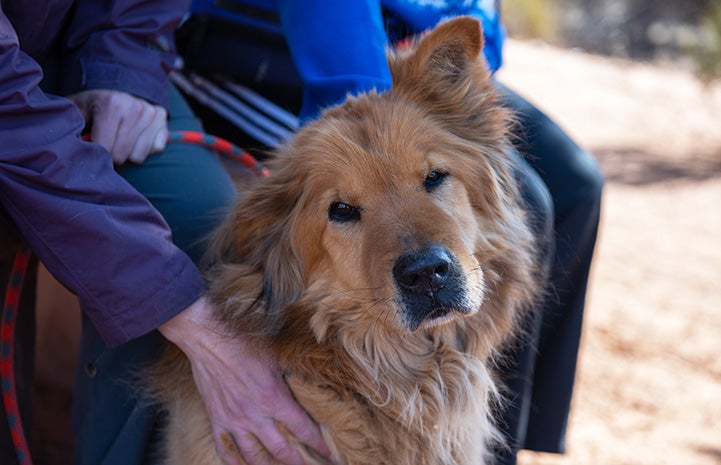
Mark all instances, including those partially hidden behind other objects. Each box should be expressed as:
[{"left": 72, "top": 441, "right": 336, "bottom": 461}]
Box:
[{"left": 190, "top": 0, "right": 505, "bottom": 120}]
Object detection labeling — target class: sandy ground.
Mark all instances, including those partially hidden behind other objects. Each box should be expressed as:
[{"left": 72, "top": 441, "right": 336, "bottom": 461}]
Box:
[
  {"left": 497, "top": 40, "right": 721, "bottom": 465},
  {"left": 28, "top": 39, "right": 721, "bottom": 465}
]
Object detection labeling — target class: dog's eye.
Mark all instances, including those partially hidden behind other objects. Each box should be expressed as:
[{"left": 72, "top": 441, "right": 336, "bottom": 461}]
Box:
[
  {"left": 329, "top": 202, "right": 361, "bottom": 222},
  {"left": 424, "top": 171, "right": 447, "bottom": 192}
]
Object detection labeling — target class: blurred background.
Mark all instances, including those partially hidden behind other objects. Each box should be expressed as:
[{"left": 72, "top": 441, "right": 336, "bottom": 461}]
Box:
[
  {"left": 503, "top": 0, "right": 721, "bottom": 81},
  {"left": 494, "top": 1, "right": 721, "bottom": 465}
]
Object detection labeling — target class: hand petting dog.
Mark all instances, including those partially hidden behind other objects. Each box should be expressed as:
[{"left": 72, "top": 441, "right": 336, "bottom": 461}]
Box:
[{"left": 159, "top": 297, "right": 331, "bottom": 465}]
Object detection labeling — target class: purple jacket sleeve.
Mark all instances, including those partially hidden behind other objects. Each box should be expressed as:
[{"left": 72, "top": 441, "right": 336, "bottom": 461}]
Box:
[
  {"left": 57, "top": 0, "right": 190, "bottom": 109},
  {"left": 0, "top": 9, "right": 207, "bottom": 346}
]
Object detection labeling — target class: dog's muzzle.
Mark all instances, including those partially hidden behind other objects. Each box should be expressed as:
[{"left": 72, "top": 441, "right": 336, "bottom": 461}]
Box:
[{"left": 393, "top": 244, "right": 472, "bottom": 330}]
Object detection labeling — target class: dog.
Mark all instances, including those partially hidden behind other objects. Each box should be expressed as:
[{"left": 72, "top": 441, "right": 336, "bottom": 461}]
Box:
[{"left": 151, "top": 16, "right": 540, "bottom": 465}]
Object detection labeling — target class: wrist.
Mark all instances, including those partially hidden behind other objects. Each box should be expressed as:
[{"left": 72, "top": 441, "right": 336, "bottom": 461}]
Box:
[{"left": 158, "top": 295, "right": 219, "bottom": 350}]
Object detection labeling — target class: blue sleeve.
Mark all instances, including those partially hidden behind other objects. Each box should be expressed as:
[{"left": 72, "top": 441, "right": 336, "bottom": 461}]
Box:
[
  {"left": 0, "top": 9, "right": 206, "bottom": 346},
  {"left": 277, "top": 0, "right": 392, "bottom": 121},
  {"left": 475, "top": 3, "right": 505, "bottom": 72},
  {"left": 382, "top": 0, "right": 505, "bottom": 73}
]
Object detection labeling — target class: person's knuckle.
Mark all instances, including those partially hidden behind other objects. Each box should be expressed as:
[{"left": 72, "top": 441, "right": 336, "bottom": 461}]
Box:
[
  {"left": 238, "top": 440, "right": 271, "bottom": 465},
  {"left": 104, "top": 92, "right": 125, "bottom": 111},
  {"left": 256, "top": 389, "right": 280, "bottom": 408},
  {"left": 266, "top": 436, "right": 301, "bottom": 464}
]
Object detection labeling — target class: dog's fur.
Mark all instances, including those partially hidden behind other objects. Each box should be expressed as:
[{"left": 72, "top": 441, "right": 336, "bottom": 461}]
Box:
[{"left": 151, "top": 17, "right": 539, "bottom": 465}]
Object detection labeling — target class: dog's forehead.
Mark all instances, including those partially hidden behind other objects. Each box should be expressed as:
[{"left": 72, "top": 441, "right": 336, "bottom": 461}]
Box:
[{"left": 299, "top": 99, "right": 452, "bottom": 180}]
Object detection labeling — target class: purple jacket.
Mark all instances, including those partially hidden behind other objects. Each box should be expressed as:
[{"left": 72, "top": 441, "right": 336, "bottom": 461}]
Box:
[{"left": 0, "top": 1, "right": 206, "bottom": 346}]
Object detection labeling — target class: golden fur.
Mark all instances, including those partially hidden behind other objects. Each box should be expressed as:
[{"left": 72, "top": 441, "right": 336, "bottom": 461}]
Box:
[{"left": 152, "top": 16, "right": 539, "bottom": 465}]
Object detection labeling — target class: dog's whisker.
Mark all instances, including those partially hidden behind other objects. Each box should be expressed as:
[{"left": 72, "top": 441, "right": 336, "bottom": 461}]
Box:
[
  {"left": 326, "top": 285, "right": 385, "bottom": 302},
  {"left": 370, "top": 296, "right": 397, "bottom": 323}
]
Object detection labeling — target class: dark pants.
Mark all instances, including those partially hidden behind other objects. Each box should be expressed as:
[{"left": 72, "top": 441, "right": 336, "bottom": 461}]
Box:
[
  {"left": 494, "top": 82, "right": 604, "bottom": 463},
  {"left": 71, "top": 84, "right": 235, "bottom": 465}
]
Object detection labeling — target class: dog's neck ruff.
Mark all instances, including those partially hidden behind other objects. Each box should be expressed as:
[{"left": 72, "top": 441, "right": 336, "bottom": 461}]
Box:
[{"left": 303, "top": 314, "right": 500, "bottom": 465}]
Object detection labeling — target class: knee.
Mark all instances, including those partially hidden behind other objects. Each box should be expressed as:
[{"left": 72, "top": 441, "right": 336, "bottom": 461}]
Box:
[
  {"left": 173, "top": 170, "right": 236, "bottom": 221},
  {"left": 166, "top": 167, "right": 236, "bottom": 262},
  {"left": 520, "top": 162, "right": 555, "bottom": 260},
  {"left": 562, "top": 148, "right": 605, "bottom": 216},
  {"left": 576, "top": 148, "right": 604, "bottom": 196}
]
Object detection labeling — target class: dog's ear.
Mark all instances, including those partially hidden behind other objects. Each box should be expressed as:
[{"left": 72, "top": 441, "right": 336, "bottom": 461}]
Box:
[
  {"left": 389, "top": 16, "right": 487, "bottom": 95},
  {"left": 220, "top": 166, "right": 314, "bottom": 314},
  {"left": 389, "top": 16, "right": 509, "bottom": 150}
]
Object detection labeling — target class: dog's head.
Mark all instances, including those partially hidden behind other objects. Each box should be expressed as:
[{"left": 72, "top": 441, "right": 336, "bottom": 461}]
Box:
[{"left": 208, "top": 17, "right": 537, "bottom": 350}]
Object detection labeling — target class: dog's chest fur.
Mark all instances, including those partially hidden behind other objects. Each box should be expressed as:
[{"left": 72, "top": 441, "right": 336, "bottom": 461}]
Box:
[{"left": 273, "top": 318, "right": 497, "bottom": 465}]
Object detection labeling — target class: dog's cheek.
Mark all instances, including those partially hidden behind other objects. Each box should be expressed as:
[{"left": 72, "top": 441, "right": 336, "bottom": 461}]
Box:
[
  {"left": 320, "top": 227, "right": 369, "bottom": 291},
  {"left": 434, "top": 183, "right": 483, "bottom": 273},
  {"left": 447, "top": 185, "right": 481, "bottom": 249}
]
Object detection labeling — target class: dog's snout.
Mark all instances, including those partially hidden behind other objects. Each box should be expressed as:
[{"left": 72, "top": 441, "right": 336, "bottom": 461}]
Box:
[{"left": 393, "top": 245, "right": 453, "bottom": 295}]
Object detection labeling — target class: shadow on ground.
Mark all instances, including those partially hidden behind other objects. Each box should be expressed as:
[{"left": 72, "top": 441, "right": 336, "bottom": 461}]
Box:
[
  {"left": 594, "top": 148, "right": 721, "bottom": 185},
  {"left": 694, "top": 445, "right": 721, "bottom": 463}
]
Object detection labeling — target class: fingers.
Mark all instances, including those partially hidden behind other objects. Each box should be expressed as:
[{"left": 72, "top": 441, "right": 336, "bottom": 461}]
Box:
[
  {"left": 159, "top": 301, "right": 333, "bottom": 465},
  {"left": 215, "top": 431, "right": 282, "bottom": 465},
  {"left": 192, "top": 349, "right": 330, "bottom": 465},
  {"left": 274, "top": 403, "right": 331, "bottom": 462},
  {"left": 217, "top": 421, "right": 328, "bottom": 465},
  {"left": 123, "top": 105, "right": 168, "bottom": 164},
  {"left": 203, "top": 370, "right": 323, "bottom": 465},
  {"left": 68, "top": 89, "right": 168, "bottom": 165},
  {"left": 223, "top": 424, "right": 299, "bottom": 465},
  {"left": 90, "top": 92, "right": 167, "bottom": 164}
]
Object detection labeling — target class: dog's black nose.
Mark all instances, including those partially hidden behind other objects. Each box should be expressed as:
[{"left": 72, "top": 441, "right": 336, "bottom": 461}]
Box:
[{"left": 393, "top": 244, "right": 453, "bottom": 295}]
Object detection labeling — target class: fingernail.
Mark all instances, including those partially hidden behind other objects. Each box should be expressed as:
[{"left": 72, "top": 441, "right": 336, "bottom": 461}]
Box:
[{"left": 153, "top": 131, "right": 167, "bottom": 152}]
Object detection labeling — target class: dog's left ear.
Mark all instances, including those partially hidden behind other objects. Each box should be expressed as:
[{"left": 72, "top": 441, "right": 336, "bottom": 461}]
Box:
[
  {"left": 389, "top": 16, "right": 488, "bottom": 95},
  {"left": 389, "top": 16, "right": 508, "bottom": 148}
]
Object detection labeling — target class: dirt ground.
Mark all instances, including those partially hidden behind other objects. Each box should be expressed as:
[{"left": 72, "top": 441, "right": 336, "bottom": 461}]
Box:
[
  {"left": 27, "top": 39, "right": 721, "bottom": 465},
  {"left": 496, "top": 40, "right": 721, "bottom": 465}
]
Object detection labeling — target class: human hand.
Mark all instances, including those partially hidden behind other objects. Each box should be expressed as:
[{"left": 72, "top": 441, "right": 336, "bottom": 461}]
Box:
[
  {"left": 159, "top": 296, "right": 331, "bottom": 465},
  {"left": 68, "top": 89, "right": 168, "bottom": 165}
]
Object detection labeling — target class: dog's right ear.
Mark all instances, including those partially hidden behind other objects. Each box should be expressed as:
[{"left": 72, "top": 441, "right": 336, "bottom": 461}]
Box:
[
  {"left": 201, "top": 173, "right": 306, "bottom": 337},
  {"left": 219, "top": 167, "right": 311, "bottom": 314}
]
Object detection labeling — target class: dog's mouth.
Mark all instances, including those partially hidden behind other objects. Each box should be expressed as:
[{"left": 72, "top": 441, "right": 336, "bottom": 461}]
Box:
[
  {"left": 415, "top": 304, "right": 457, "bottom": 329},
  {"left": 392, "top": 245, "right": 479, "bottom": 331},
  {"left": 426, "top": 306, "right": 451, "bottom": 321},
  {"left": 401, "top": 293, "right": 476, "bottom": 331}
]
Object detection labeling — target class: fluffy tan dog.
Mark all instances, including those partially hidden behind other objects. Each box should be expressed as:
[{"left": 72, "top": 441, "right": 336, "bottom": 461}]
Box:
[{"left": 152, "top": 16, "right": 539, "bottom": 465}]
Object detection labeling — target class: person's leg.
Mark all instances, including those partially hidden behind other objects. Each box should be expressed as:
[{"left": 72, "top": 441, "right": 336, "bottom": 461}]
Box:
[
  {"left": 493, "top": 148, "right": 554, "bottom": 465},
  {"left": 117, "top": 84, "right": 238, "bottom": 263},
  {"left": 495, "top": 81, "right": 604, "bottom": 453},
  {"left": 72, "top": 84, "right": 236, "bottom": 465}
]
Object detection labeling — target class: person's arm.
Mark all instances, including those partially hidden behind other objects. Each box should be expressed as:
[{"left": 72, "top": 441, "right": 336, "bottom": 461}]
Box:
[
  {"left": 278, "top": 0, "right": 392, "bottom": 121},
  {"left": 276, "top": 0, "right": 506, "bottom": 124},
  {"left": 59, "top": 0, "right": 188, "bottom": 108},
  {"left": 2, "top": 10, "right": 330, "bottom": 464},
  {"left": 59, "top": 0, "right": 190, "bottom": 164},
  {"left": 0, "top": 8, "right": 205, "bottom": 345}
]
